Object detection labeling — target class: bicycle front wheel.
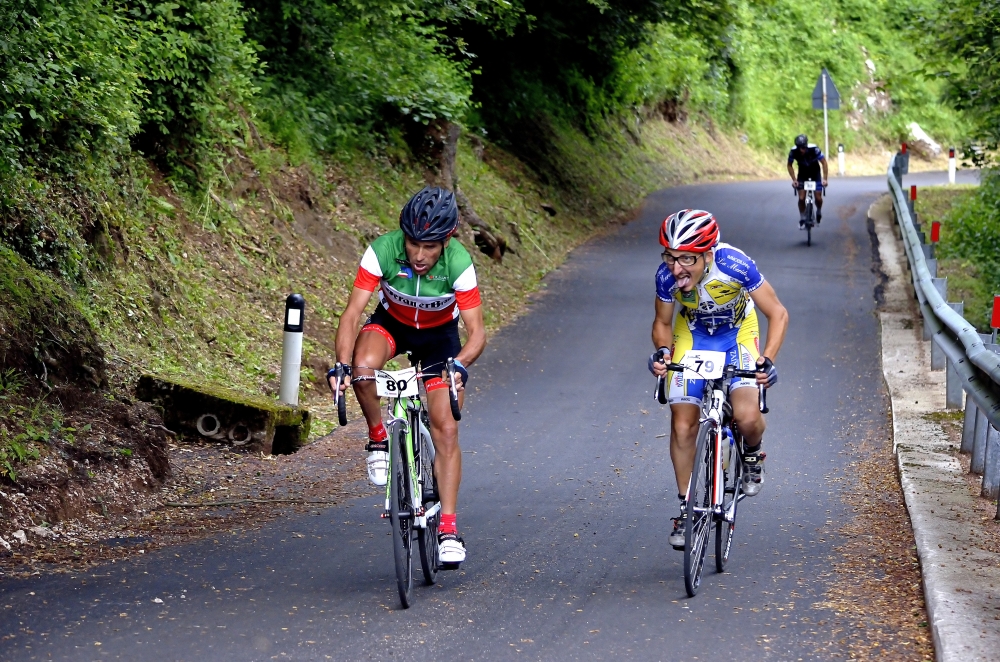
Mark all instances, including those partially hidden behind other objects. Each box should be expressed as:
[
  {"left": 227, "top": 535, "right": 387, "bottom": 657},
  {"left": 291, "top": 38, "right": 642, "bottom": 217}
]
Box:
[
  {"left": 685, "top": 420, "right": 716, "bottom": 597},
  {"left": 388, "top": 421, "right": 414, "bottom": 608},
  {"left": 716, "top": 433, "right": 742, "bottom": 573},
  {"left": 417, "top": 424, "right": 439, "bottom": 585}
]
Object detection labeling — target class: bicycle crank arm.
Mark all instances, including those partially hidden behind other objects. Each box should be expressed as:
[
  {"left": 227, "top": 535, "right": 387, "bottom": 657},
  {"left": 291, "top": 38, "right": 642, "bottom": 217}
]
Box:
[{"left": 381, "top": 510, "right": 414, "bottom": 520}]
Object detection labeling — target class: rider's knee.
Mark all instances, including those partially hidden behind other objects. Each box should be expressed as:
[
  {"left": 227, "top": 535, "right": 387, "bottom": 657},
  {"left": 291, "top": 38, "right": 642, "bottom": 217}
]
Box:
[
  {"left": 431, "top": 418, "right": 459, "bottom": 446},
  {"left": 734, "top": 409, "right": 765, "bottom": 435}
]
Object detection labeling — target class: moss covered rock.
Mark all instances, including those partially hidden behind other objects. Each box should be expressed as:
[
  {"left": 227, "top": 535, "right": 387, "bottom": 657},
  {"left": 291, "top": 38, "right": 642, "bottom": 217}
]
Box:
[{"left": 0, "top": 246, "right": 105, "bottom": 388}]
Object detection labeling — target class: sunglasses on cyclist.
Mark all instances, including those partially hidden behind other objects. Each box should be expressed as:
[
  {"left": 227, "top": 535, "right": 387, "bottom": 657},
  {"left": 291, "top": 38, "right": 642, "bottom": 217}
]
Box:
[{"left": 661, "top": 252, "right": 701, "bottom": 267}]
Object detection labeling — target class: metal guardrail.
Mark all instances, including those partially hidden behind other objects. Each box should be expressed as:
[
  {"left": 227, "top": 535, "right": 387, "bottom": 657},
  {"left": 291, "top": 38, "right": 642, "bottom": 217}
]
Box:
[{"left": 887, "top": 154, "right": 1000, "bottom": 508}]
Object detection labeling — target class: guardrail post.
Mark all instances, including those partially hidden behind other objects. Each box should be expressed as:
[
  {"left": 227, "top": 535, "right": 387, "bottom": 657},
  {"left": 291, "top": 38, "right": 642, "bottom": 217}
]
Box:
[
  {"left": 963, "top": 398, "right": 979, "bottom": 452},
  {"left": 924, "top": 278, "right": 946, "bottom": 341},
  {"left": 972, "top": 407, "right": 989, "bottom": 474},
  {"left": 920, "top": 243, "right": 934, "bottom": 260},
  {"left": 983, "top": 423, "right": 1000, "bottom": 499},
  {"left": 934, "top": 302, "right": 964, "bottom": 371}
]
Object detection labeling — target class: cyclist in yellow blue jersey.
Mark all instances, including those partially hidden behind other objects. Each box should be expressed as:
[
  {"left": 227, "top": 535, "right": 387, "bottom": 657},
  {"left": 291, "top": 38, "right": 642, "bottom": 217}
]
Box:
[
  {"left": 648, "top": 210, "right": 789, "bottom": 549},
  {"left": 329, "top": 186, "right": 487, "bottom": 565}
]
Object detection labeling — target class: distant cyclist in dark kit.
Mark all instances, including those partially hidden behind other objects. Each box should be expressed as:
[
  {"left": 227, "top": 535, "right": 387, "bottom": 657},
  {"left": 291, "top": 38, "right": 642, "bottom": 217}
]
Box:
[{"left": 787, "top": 134, "right": 829, "bottom": 226}]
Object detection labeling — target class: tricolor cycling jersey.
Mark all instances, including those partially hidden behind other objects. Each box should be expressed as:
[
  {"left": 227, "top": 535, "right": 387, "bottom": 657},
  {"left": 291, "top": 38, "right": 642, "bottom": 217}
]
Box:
[
  {"left": 353, "top": 229, "right": 482, "bottom": 328},
  {"left": 655, "top": 242, "right": 765, "bottom": 334}
]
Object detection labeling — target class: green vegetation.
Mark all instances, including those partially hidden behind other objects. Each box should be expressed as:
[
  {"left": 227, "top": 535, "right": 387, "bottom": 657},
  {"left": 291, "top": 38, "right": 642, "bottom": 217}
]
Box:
[
  {"left": 0, "top": 0, "right": 980, "bottom": 473},
  {"left": 916, "top": 185, "right": 997, "bottom": 332},
  {"left": 916, "top": 0, "right": 1000, "bottom": 333}
]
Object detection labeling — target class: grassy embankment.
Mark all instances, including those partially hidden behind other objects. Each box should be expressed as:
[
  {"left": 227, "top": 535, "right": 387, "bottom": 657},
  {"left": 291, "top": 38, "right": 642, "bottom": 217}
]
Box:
[
  {"left": 0, "top": 112, "right": 775, "bottom": 491},
  {"left": 915, "top": 185, "right": 996, "bottom": 331}
]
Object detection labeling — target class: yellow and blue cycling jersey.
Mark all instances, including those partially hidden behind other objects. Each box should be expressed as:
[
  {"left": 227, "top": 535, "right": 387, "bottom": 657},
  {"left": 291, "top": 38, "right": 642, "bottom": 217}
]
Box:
[{"left": 656, "top": 242, "right": 763, "bottom": 404}]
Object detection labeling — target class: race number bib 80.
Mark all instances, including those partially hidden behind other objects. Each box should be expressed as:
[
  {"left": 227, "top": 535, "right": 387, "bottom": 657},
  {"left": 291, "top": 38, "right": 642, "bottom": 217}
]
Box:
[
  {"left": 679, "top": 350, "right": 727, "bottom": 379},
  {"left": 375, "top": 367, "right": 419, "bottom": 398}
]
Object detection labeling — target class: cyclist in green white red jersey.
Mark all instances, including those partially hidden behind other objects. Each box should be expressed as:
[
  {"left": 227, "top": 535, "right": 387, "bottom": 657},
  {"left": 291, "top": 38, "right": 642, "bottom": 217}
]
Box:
[{"left": 329, "top": 186, "right": 487, "bottom": 565}]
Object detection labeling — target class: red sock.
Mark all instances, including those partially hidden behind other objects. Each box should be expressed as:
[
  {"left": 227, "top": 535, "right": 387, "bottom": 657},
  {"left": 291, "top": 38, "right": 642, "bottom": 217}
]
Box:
[
  {"left": 368, "top": 422, "right": 387, "bottom": 443},
  {"left": 440, "top": 513, "right": 457, "bottom": 535}
]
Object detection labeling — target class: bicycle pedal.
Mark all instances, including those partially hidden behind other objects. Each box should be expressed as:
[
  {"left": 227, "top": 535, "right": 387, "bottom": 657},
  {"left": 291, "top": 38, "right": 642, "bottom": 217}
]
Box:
[{"left": 439, "top": 561, "right": 462, "bottom": 571}]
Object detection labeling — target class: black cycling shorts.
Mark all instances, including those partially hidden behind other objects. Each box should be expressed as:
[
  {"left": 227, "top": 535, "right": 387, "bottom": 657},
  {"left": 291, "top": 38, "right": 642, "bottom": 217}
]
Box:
[{"left": 360, "top": 306, "right": 463, "bottom": 386}]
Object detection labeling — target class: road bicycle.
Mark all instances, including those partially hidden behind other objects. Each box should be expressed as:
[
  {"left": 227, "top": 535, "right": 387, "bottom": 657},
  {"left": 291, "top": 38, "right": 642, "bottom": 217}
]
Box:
[
  {"left": 794, "top": 179, "right": 826, "bottom": 247},
  {"left": 654, "top": 350, "right": 768, "bottom": 597},
  {"left": 329, "top": 358, "right": 462, "bottom": 608}
]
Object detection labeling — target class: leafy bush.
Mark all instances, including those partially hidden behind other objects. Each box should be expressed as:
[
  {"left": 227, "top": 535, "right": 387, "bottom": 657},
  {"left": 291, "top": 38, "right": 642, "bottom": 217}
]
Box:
[
  {"left": 245, "top": 0, "right": 476, "bottom": 155},
  {"left": 0, "top": 0, "right": 141, "bottom": 174},
  {"left": 128, "top": 0, "right": 260, "bottom": 179},
  {"left": 938, "top": 172, "right": 1000, "bottom": 330}
]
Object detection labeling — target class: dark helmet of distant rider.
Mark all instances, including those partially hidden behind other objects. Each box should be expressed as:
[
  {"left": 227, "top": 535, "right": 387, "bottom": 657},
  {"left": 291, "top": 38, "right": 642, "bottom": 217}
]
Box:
[
  {"left": 399, "top": 186, "right": 460, "bottom": 242},
  {"left": 794, "top": 134, "right": 809, "bottom": 149}
]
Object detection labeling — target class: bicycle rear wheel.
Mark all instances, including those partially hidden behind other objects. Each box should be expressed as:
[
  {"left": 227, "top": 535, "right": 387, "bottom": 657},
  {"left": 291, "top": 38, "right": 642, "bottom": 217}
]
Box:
[
  {"left": 715, "top": 432, "right": 743, "bottom": 573},
  {"left": 388, "top": 421, "right": 414, "bottom": 608},
  {"left": 417, "top": 423, "right": 439, "bottom": 585},
  {"left": 685, "top": 420, "right": 716, "bottom": 597}
]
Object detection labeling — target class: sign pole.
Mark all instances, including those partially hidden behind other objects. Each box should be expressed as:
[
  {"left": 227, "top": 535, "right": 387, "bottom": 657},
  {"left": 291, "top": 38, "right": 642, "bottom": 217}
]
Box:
[{"left": 822, "top": 71, "right": 830, "bottom": 159}]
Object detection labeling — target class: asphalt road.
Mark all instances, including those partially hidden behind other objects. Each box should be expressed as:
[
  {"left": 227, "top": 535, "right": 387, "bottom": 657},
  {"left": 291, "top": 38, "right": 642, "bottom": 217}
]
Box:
[{"left": 0, "top": 170, "right": 978, "bottom": 661}]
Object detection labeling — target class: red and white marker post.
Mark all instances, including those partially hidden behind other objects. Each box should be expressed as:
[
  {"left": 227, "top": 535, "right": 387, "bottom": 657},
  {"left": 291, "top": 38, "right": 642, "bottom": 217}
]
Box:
[
  {"left": 948, "top": 147, "right": 957, "bottom": 185},
  {"left": 991, "top": 295, "right": 1000, "bottom": 344}
]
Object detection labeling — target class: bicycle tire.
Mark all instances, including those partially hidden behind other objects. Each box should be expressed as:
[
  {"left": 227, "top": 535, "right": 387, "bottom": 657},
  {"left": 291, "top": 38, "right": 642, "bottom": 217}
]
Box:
[
  {"left": 685, "top": 420, "right": 716, "bottom": 597},
  {"left": 715, "top": 431, "right": 742, "bottom": 573},
  {"left": 388, "top": 421, "right": 414, "bottom": 608},
  {"left": 337, "top": 391, "right": 347, "bottom": 426},
  {"left": 417, "top": 426, "right": 439, "bottom": 585},
  {"left": 806, "top": 201, "right": 814, "bottom": 247}
]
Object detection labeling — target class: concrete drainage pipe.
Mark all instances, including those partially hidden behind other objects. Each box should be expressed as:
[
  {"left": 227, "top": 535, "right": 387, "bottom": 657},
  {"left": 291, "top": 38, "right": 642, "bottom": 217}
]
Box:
[
  {"left": 196, "top": 414, "right": 222, "bottom": 437},
  {"left": 229, "top": 423, "right": 253, "bottom": 446}
]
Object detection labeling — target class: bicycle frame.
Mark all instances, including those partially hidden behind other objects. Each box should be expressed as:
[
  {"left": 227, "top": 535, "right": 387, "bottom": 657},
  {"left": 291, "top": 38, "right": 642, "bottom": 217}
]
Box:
[
  {"left": 384, "top": 389, "right": 440, "bottom": 529},
  {"left": 691, "top": 376, "right": 742, "bottom": 524}
]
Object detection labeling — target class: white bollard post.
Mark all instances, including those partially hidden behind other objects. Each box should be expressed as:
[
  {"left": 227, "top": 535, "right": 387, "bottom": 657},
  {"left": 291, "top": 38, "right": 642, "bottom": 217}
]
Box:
[
  {"left": 837, "top": 143, "right": 845, "bottom": 176},
  {"left": 279, "top": 294, "right": 305, "bottom": 406},
  {"left": 948, "top": 147, "right": 956, "bottom": 185}
]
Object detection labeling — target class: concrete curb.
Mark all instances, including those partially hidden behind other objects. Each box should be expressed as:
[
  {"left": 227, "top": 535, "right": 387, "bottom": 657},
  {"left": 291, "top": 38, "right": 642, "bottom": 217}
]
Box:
[{"left": 871, "top": 195, "right": 1000, "bottom": 661}]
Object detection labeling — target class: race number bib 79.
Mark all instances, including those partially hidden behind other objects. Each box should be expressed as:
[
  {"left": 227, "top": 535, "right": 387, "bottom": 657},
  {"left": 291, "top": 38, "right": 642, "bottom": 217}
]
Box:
[
  {"left": 803, "top": 180, "right": 817, "bottom": 191},
  {"left": 375, "top": 367, "right": 419, "bottom": 398},
  {"left": 679, "top": 350, "right": 727, "bottom": 379}
]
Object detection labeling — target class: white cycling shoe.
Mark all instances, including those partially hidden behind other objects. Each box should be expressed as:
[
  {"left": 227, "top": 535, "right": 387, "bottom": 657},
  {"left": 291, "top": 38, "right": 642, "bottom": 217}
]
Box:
[
  {"left": 366, "top": 451, "right": 389, "bottom": 487},
  {"left": 438, "top": 533, "right": 466, "bottom": 565}
]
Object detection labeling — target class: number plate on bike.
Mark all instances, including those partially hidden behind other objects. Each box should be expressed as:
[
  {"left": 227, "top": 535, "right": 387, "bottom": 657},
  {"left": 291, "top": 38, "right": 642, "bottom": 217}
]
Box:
[
  {"left": 375, "top": 368, "right": 419, "bottom": 398},
  {"left": 803, "top": 180, "right": 817, "bottom": 191},
  {"left": 678, "top": 350, "right": 727, "bottom": 379}
]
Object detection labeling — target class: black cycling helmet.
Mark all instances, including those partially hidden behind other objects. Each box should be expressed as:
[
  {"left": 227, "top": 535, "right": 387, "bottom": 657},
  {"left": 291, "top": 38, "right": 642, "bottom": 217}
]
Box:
[
  {"left": 399, "top": 186, "right": 459, "bottom": 242},
  {"left": 794, "top": 134, "right": 809, "bottom": 148}
]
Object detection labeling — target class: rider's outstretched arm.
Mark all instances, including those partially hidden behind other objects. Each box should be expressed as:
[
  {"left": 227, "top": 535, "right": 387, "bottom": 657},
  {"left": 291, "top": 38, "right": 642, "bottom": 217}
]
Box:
[
  {"left": 334, "top": 286, "right": 375, "bottom": 370},
  {"left": 455, "top": 305, "right": 487, "bottom": 368},
  {"left": 650, "top": 297, "right": 674, "bottom": 376},
  {"left": 820, "top": 156, "right": 829, "bottom": 184},
  {"left": 652, "top": 297, "right": 674, "bottom": 352},
  {"left": 749, "top": 280, "right": 789, "bottom": 363}
]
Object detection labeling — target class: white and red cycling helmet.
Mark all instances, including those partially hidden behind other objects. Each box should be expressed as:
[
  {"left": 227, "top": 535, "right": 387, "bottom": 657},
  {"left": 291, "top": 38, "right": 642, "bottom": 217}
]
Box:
[{"left": 659, "top": 209, "right": 720, "bottom": 252}]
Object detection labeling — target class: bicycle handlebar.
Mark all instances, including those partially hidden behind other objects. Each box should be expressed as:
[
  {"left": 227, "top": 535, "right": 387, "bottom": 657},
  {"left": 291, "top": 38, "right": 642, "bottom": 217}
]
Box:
[
  {"left": 445, "top": 358, "right": 462, "bottom": 422},
  {"left": 653, "top": 358, "right": 769, "bottom": 413},
  {"left": 331, "top": 363, "right": 349, "bottom": 426}
]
